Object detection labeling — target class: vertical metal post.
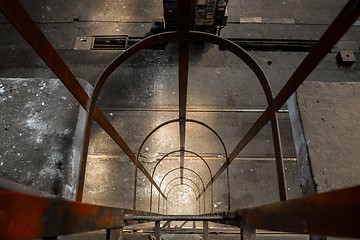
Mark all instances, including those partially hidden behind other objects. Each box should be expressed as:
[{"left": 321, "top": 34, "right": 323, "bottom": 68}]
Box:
[
  {"left": 271, "top": 115, "right": 287, "bottom": 201},
  {"left": 150, "top": 183, "right": 153, "bottom": 213},
  {"left": 227, "top": 159, "right": 231, "bottom": 210},
  {"left": 198, "top": 198, "right": 201, "bottom": 215},
  {"left": 203, "top": 194, "right": 206, "bottom": 213},
  {"left": 133, "top": 167, "right": 138, "bottom": 209},
  {"left": 178, "top": 43, "right": 189, "bottom": 184},
  {"left": 106, "top": 228, "right": 123, "bottom": 240},
  {"left": 211, "top": 181, "right": 214, "bottom": 213},
  {"left": 165, "top": 199, "right": 168, "bottom": 215},
  {"left": 203, "top": 221, "right": 209, "bottom": 240},
  {"left": 155, "top": 221, "right": 161, "bottom": 240},
  {"left": 177, "top": 0, "right": 191, "bottom": 185},
  {"left": 158, "top": 191, "right": 161, "bottom": 213},
  {"left": 241, "top": 227, "right": 256, "bottom": 240}
]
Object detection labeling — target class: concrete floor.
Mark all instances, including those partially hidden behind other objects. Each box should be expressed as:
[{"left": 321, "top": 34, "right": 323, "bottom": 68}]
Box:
[
  {"left": 1, "top": 1, "right": 360, "bottom": 239},
  {"left": 294, "top": 82, "right": 360, "bottom": 193}
]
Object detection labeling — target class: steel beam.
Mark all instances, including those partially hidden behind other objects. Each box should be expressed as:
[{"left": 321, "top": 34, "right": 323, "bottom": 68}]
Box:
[
  {"left": 237, "top": 185, "right": 360, "bottom": 238},
  {"left": 0, "top": 190, "right": 124, "bottom": 239},
  {"left": 3, "top": 186, "right": 358, "bottom": 239}
]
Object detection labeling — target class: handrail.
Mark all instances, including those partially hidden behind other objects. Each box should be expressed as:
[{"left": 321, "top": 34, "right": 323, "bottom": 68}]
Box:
[
  {"left": 2, "top": 186, "right": 360, "bottom": 238},
  {"left": 0, "top": 190, "right": 124, "bottom": 239},
  {"left": 1, "top": 0, "right": 360, "bottom": 239}
]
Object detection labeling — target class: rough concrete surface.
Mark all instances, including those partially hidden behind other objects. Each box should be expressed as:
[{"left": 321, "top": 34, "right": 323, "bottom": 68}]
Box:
[
  {"left": 0, "top": 78, "right": 88, "bottom": 197},
  {"left": 1, "top": 1, "right": 360, "bottom": 239},
  {"left": 296, "top": 81, "right": 360, "bottom": 193}
]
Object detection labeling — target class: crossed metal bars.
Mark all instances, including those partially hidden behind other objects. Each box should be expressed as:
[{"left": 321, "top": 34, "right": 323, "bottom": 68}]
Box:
[{"left": 1, "top": 0, "right": 360, "bottom": 238}]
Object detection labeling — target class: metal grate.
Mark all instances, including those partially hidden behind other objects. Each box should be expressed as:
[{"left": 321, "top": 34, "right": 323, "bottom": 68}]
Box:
[{"left": 91, "top": 35, "right": 128, "bottom": 50}]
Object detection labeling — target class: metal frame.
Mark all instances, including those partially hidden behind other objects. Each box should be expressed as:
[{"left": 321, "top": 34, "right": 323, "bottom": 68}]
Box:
[
  {"left": 165, "top": 183, "right": 199, "bottom": 215},
  {"left": 149, "top": 149, "right": 214, "bottom": 213},
  {"left": 160, "top": 171, "right": 206, "bottom": 214},
  {"left": 1, "top": 0, "right": 360, "bottom": 239},
  {"left": 163, "top": 177, "right": 202, "bottom": 214},
  {"left": 134, "top": 118, "right": 228, "bottom": 209}
]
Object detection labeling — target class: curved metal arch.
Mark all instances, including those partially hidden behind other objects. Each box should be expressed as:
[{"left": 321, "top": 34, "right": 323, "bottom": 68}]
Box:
[
  {"left": 159, "top": 167, "right": 205, "bottom": 191},
  {"left": 165, "top": 183, "right": 198, "bottom": 215},
  {"left": 136, "top": 118, "right": 228, "bottom": 162},
  {"left": 162, "top": 176, "right": 204, "bottom": 214},
  {"left": 82, "top": 31, "right": 277, "bottom": 210},
  {"left": 163, "top": 176, "right": 200, "bottom": 196},
  {"left": 157, "top": 167, "right": 206, "bottom": 213},
  {"left": 138, "top": 118, "right": 226, "bottom": 211},
  {"left": 166, "top": 183, "right": 198, "bottom": 199},
  {"left": 149, "top": 149, "right": 214, "bottom": 213},
  {"left": 152, "top": 150, "right": 212, "bottom": 179},
  {"left": 93, "top": 31, "right": 274, "bottom": 104}
]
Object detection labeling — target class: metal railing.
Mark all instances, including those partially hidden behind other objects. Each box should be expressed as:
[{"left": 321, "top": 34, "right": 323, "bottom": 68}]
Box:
[{"left": 1, "top": 0, "right": 360, "bottom": 239}]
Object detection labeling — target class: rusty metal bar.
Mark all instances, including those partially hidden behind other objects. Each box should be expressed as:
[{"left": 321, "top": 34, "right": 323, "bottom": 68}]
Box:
[
  {"left": 106, "top": 228, "right": 124, "bottom": 240},
  {"left": 271, "top": 114, "right": 287, "bottom": 201},
  {"left": 198, "top": 0, "right": 360, "bottom": 199},
  {"left": 178, "top": 41, "right": 190, "bottom": 184},
  {"left": 125, "top": 214, "right": 236, "bottom": 222},
  {"left": 203, "top": 221, "right": 209, "bottom": 240},
  {"left": 4, "top": 187, "right": 357, "bottom": 239},
  {"left": 226, "top": 163, "right": 231, "bottom": 210},
  {"left": 92, "top": 30, "right": 271, "bottom": 203},
  {"left": 155, "top": 221, "right": 161, "bottom": 240},
  {"left": 177, "top": 0, "right": 191, "bottom": 185},
  {"left": 0, "top": 0, "right": 89, "bottom": 202},
  {"left": 0, "top": 0, "right": 165, "bottom": 202},
  {"left": 237, "top": 185, "right": 360, "bottom": 238},
  {"left": 199, "top": 110, "right": 270, "bottom": 197},
  {"left": 0, "top": 190, "right": 124, "bottom": 239},
  {"left": 122, "top": 209, "right": 162, "bottom": 226},
  {"left": 0, "top": 0, "right": 88, "bottom": 109},
  {"left": 274, "top": 0, "right": 360, "bottom": 110}
]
